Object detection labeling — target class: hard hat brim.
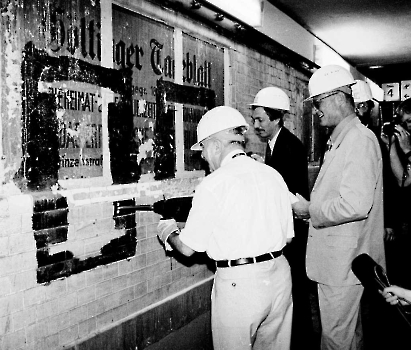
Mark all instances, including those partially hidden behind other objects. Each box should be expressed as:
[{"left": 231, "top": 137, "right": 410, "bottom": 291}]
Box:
[
  {"left": 355, "top": 98, "right": 380, "bottom": 103},
  {"left": 190, "top": 124, "right": 249, "bottom": 151},
  {"left": 303, "top": 82, "right": 357, "bottom": 102},
  {"left": 190, "top": 142, "right": 203, "bottom": 151},
  {"left": 249, "top": 102, "right": 288, "bottom": 111}
]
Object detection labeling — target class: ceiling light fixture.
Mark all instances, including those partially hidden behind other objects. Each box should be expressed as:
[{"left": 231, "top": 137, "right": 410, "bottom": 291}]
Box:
[
  {"left": 234, "top": 23, "right": 245, "bottom": 31},
  {"left": 215, "top": 13, "right": 224, "bottom": 21},
  {"left": 191, "top": 0, "right": 202, "bottom": 10},
  {"left": 205, "top": 0, "right": 262, "bottom": 27}
]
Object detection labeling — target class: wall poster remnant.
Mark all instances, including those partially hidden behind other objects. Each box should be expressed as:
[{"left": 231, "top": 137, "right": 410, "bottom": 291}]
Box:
[
  {"left": 6, "top": 0, "right": 226, "bottom": 189},
  {"left": 16, "top": 0, "right": 122, "bottom": 190},
  {"left": 112, "top": 6, "right": 176, "bottom": 180},
  {"left": 52, "top": 81, "right": 103, "bottom": 180},
  {"left": 182, "top": 33, "right": 224, "bottom": 171},
  {"left": 112, "top": 6, "right": 225, "bottom": 177}
]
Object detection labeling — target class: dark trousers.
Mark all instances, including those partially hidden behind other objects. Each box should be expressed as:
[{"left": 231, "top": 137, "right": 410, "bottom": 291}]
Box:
[
  {"left": 362, "top": 232, "right": 411, "bottom": 350},
  {"left": 283, "top": 220, "right": 320, "bottom": 350}
]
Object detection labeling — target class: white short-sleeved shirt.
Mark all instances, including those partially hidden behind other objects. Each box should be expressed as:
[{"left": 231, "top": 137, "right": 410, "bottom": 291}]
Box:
[{"left": 179, "top": 151, "right": 294, "bottom": 261}]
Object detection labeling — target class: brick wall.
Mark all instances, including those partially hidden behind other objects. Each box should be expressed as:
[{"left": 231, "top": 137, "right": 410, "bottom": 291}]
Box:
[
  {"left": 0, "top": 178, "right": 215, "bottom": 350},
  {"left": 0, "top": 2, "right": 315, "bottom": 349},
  {"left": 226, "top": 43, "right": 311, "bottom": 159},
  {"left": 0, "top": 46, "right": 315, "bottom": 349}
]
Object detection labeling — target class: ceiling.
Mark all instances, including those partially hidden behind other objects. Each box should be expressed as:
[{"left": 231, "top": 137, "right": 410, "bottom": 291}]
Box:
[{"left": 267, "top": 0, "right": 411, "bottom": 85}]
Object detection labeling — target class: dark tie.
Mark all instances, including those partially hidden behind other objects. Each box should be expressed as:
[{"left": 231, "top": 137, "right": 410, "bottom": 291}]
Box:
[{"left": 265, "top": 144, "right": 272, "bottom": 163}]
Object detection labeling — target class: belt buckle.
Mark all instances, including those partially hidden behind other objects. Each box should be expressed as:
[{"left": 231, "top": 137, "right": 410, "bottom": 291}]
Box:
[{"left": 227, "top": 260, "right": 231, "bottom": 267}]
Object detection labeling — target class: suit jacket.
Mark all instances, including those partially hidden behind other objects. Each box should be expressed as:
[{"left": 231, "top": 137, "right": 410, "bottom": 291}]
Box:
[
  {"left": 266, "top": 127, "right": 309, "bottom": 199},
  {"left": 306, "top": 116, "right": 386, "bottom": 286}
]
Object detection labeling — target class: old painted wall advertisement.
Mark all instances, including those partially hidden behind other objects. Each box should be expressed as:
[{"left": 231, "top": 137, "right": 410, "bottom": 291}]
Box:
[{"left": 13, "top": 0, "right": 225, "bottom": 188}]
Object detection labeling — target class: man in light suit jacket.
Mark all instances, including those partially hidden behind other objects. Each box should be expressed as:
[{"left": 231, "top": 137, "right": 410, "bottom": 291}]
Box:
[
  {"left": 250, "top": 86, "right": 314, "bottom": 349},
  {"left": 293, "top": 65, "right": 386, "bottom": 350}
]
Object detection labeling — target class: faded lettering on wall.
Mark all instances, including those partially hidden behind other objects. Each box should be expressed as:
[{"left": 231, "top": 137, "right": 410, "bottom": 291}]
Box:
[{"left": 49, "top": 81, "right": 103, "bottom": 179}]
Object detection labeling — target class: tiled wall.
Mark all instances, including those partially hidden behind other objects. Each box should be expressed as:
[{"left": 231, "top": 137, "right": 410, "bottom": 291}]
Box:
[
  {"left": 0, "top": 3, "right": 313, "bottom": 350},
  {"left": 228, "top": 44, "right": 312, "bottom": 158},
  {"left": 0, "top": 178, "right": 215, "bottom": 349}
]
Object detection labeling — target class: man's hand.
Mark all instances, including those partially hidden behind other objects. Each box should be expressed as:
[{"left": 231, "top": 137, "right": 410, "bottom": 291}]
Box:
[
  {"left": 292, "top": 193, "right": 311, "bottom": 220},
  {"left": 380, "top": 130, "right": 393, "bottom": 146},
  {"left": 157, "top": 219, "right": 179, "bottom": 251},
  {"left": 384, "top": 227, "right": 395, "bottom": 241},
  {"left": 247, "top": 152, "right": 265, "bottom": 163}
]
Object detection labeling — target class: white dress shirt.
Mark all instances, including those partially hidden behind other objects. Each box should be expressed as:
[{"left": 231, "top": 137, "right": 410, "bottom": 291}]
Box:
[{"left": 179, "top": 150, "right": 294, "bottom": 261}]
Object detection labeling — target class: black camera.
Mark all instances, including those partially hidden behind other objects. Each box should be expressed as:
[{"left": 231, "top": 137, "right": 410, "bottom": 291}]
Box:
[
  {"left": 382, "top": 116, "right": 407, "bottom": 137},
  {"left": 382, "top": 121, "right": 399, "bottom": 137}
]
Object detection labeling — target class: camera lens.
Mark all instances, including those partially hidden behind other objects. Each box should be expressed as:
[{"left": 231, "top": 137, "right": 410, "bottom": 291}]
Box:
[{"left": 382, "top": 122, "right": 396, "bottom": 137}]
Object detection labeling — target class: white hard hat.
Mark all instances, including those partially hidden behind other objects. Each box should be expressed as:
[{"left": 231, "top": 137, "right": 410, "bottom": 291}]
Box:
[
  {"left": 191, "top": 106, "right": 249, "bottom": 151},
  {"left": 352, "top": 80, "right": 373, "bottom": 103},
  {"left": 249, "top": 86, "right": 290, "bottom": 111},
  {"left": 305, "top": 65, "right": 356, "bottom": 101}
]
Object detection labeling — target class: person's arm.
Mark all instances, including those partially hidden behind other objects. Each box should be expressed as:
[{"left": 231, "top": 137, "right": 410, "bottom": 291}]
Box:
[
  {"left": 379, "top": 136, "right": 398, "bottom": 236},
  {"left": 310, "top": 131, "right": 380, "bottom": 228},
  {"left": 158, "top": 182, "right": 219, "bottom": 256},
  {"left": 157, "top": 219, "right": 195, "bottom": 256},
  {"left": 381, "top": 285, "right": 411, "bottom": 305},
  {"left": 388, "top": 125, "right": 411, "bottom": 187},
  {"left": 388, "top": 142, "right": 407, "bottom": 185},
  {"left": 168, "top": 231, "right": 195, "bottom": 256},
  {"left": 292, "top": 193, "right": 310, "bottom": 220},
  {"left": 295, "top": 142, "right": 310, "bottom": 199}
]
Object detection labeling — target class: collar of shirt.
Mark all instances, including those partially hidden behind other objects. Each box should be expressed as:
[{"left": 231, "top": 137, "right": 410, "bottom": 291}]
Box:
[
  {"left": 268, "top": 127, "right": 282, "bottom": 152},
  {"left": 220, "top": 149, "right": 246, "bottom": 167},
  {"left": 328, "top": 114, "right": 356, "bottom": 146}
]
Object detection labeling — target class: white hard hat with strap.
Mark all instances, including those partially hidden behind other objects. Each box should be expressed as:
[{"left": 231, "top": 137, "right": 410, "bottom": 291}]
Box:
[
  {"left": 191, "top": 106, "right": 249, "bottom": 151},
  {"left": 352, "top": 80, "right": 374, "bottom": 103},
  {"left": 249, "top": 86, "right": 290, "bottom": 111},
  {"left": 305, "top": 65, "right": 356, "bottom": 101}
]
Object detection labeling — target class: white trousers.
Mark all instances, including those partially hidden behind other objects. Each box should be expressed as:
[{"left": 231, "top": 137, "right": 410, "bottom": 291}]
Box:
[
  {"left": 211, "top": 255, "right": 293, "bottom": 350},
  {"left": 318, "top": 283, "right": 364, "bottom": 350}
]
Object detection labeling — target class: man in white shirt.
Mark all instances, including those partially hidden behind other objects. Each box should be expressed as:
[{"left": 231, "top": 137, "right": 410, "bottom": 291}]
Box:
[{"left": 157, "top": 106, "right": 294, "bottom": 350}]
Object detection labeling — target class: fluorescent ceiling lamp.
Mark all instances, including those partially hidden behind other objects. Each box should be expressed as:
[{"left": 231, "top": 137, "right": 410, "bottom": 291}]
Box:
[
  {"left": 205, "top": 0, "right": 263, "bottom": 27},
  {"left": 313, "top": 40, "right": 350, "bottom": 70}
]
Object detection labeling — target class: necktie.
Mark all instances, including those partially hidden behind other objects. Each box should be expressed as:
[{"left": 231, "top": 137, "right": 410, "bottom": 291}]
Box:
[
  {"left": 265, "top": 144, "right": 272, "bottom": 163},
  {"left": 320, "top": 139, "right": 332, "bottom": 167},
  {"left": 324, "top": 139, "right": 332, "bottom": 160}
]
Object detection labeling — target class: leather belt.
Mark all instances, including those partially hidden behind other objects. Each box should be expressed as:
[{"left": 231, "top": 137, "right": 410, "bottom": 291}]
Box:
[{"left": 216, "top": 250, "right": 282, "bottom": 268}]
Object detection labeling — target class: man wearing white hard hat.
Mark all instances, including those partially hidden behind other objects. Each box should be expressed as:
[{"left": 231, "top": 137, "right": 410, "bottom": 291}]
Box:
[
  {"left": 352, "top": 80, "right": 376, "bottom": 129},
  {"left": 250, "top": 86, "right": 309, "bottom": 198},
  {"left": 250, "top": 86, "right": 314, "bottom": 349},
  {"left": 292, "top": 65, "right": 385, "bottom": 350},
  {"left": 157, "top": 106, "right": 294, "bottom": 350}
]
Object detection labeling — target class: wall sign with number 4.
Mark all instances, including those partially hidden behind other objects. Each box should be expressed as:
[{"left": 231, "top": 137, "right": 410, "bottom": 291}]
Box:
[{"left": 382, "top": 82, "right": 400, "bottom": 101}]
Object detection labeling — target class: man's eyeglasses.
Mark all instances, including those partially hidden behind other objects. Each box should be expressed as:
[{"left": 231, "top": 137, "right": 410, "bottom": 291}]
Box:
[
  {"left": 356, "top": 102, "right": 368, "bottom": 110},
  {"left": 312, "top": 91, "right": 341, "bottom": 110}
]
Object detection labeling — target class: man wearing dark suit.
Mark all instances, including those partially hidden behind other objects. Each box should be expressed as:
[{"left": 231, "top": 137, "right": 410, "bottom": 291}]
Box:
[{"left": 250, "top": 86, "right": 314, "bottom": 349}]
